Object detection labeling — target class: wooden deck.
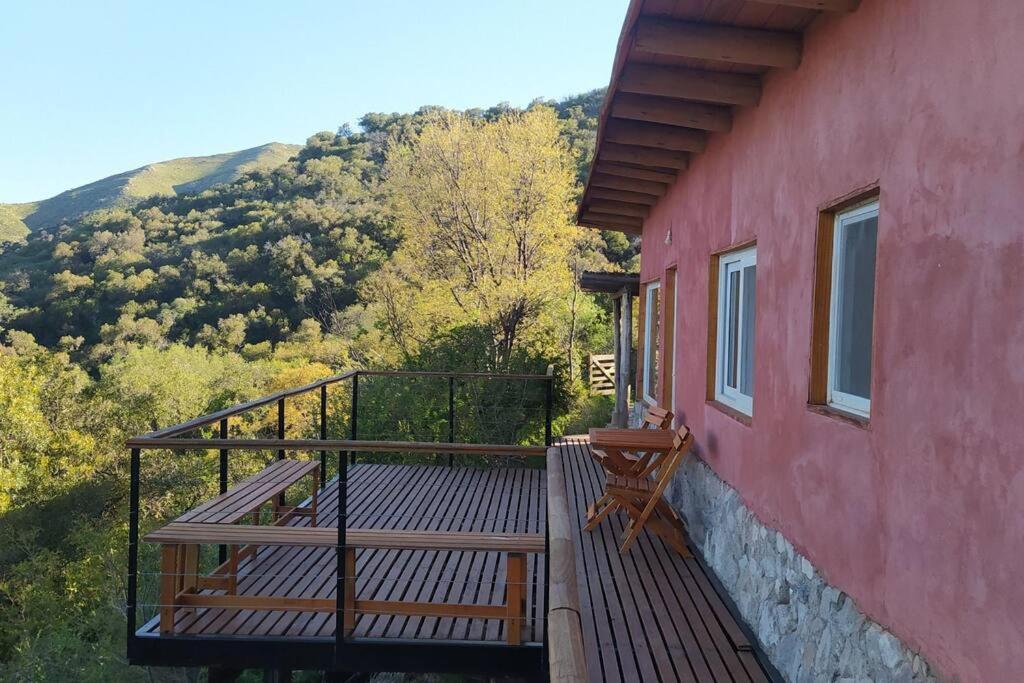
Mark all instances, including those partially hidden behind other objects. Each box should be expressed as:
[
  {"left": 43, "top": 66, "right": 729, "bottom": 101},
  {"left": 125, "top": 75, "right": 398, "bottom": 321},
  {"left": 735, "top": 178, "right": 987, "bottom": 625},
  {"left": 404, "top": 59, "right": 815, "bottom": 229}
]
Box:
[
  {"left": 138, "top": 462, "right": 547, "bottom": 644},
  {"left": 135, "top": 442, "right": 773, "bottom": 681},
  {"left": 555, "top": 436, "right": 773, "bottom": 683}
]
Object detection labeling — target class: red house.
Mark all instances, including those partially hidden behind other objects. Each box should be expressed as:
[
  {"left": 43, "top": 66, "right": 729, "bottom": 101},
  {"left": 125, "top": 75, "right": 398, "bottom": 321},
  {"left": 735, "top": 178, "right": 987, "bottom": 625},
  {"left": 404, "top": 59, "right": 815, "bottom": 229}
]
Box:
[{"left": 578, "top": 1, "right": 1024, "bottom": 681}]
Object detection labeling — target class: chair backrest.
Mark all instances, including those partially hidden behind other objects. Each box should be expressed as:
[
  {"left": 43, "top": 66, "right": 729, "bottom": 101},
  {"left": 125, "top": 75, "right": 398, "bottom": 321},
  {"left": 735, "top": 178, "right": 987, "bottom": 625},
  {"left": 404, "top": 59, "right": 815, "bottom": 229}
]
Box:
[
  {"left": 651, "top": 425, "right": 693, "bottom": 489},
  {"left": 642, "top": 405, "right": 673, "bottom": 430}
]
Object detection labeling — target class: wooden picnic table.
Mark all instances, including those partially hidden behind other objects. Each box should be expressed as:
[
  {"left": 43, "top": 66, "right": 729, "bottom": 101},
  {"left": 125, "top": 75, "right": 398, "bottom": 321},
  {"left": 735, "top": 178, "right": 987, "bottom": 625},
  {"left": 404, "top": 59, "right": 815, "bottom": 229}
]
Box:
[
  {"left": 587, "top": 427, "right": 677, "bottom": 484},
  {"left": 589, "top": 427, "right": 675, "bottom": 452}
]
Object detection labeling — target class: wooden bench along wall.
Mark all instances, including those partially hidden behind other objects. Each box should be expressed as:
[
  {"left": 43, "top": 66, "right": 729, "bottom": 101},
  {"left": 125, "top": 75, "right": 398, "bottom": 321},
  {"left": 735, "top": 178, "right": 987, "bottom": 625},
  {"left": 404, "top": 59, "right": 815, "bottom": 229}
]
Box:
[{"left": 144, "top": 523, "right": 545, "bottom": 646}]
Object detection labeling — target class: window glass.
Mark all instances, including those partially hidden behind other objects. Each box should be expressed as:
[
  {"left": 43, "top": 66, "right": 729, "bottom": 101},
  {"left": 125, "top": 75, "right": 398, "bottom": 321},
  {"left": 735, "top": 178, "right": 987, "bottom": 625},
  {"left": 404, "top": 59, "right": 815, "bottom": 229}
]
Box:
[
  {"left": 644, "top": 284, "right": 661, "bottom": 401},
  {"left": 740, "top": 264, "right": 756, "bottom": 396},
  {"left": 726, "top": 270, "right": 740, "bottom": 389},
  {"left": 828, "top": 202, "right": 878, "bottom": 415},
  {"left": 715, "top": 246, "right": 756, "bottom": 415}
]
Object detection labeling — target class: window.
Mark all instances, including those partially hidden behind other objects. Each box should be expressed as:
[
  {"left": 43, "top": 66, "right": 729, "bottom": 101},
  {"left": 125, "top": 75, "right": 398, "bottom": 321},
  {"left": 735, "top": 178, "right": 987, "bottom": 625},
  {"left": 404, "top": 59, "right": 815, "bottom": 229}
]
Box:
[
  {"left": 826, "top": 200, "right": 879, "bottom": 416},
  {"left": 642, "top": 281, "right": 661, "bottom": 403},
  {"left": 714, "top": 245, "right": 757, "bottom": 415},
  {"left": 666, "top": 266, "right": 677, "bottom": 411}
]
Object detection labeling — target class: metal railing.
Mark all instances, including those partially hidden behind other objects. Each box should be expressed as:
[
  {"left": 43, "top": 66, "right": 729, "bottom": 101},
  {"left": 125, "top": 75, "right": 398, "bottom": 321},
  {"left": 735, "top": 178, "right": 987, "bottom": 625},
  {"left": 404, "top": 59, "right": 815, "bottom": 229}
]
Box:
[{"left": 125, "top": 367, "right": 555, "bottom": 673}]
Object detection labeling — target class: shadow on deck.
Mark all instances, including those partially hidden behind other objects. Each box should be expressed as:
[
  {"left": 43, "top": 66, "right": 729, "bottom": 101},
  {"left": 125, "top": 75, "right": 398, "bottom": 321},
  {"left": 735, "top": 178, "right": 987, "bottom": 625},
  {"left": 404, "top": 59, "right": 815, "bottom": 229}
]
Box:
[{"left": 554, "top": 436, "right": 775, "bottom": 683}]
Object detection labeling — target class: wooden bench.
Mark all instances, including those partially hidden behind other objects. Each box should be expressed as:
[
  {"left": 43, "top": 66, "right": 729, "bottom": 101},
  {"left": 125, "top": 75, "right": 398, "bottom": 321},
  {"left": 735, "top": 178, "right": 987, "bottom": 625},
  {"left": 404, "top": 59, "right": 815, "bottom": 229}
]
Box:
[
  {"left": 170, "top": 458, "right": 320, "bottom": 592},
  {"left": 145, "top": 522, "right": 545, "bottom": 645},
  {"left": 177, "top": 458, "right": 320, "bottom": 526}
]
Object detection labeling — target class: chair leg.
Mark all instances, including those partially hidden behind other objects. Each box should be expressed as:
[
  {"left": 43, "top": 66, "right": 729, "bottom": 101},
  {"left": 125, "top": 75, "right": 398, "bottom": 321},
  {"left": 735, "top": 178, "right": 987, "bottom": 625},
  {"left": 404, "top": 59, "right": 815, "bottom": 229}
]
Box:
[
  {"left": 655, "top": 498, "right": 686, "bottom": 532},
  {"left": 584, "top": 493, "right": 619, "bottom": 531},
  {"left": 620, "top": 493, "right": 661, "bottom": 554},
  {"left": 644, "top": 516, "right": 693, "bottom": 557}
]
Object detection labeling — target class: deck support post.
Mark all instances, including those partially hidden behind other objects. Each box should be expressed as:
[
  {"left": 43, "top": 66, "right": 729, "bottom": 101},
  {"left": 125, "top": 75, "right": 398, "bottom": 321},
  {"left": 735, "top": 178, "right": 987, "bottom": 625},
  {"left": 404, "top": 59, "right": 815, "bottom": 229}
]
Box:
[
  {"left": 206, "top": 668, "right": 243, "bottom": 683},
  {"left": 620, "top": 288, "right": 633, "bottom": 425},
  {"left": 506, "top": 552, "right": 526, "bottom": 645},
  {"left": 343, "top": 547, "right": 356, "bottom": 636},
  {"left": 159, "top": 544, "right": 177, "bottom": 634},
  {"left": 611, "top": 294, "right": 627, "bottom": 427}
]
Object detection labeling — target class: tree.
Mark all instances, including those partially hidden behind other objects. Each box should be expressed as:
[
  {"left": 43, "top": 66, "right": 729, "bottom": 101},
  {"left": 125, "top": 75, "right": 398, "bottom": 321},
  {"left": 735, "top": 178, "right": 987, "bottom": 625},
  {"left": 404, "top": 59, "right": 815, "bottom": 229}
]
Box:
[{"left": 371, "top": 106, "right": 580, "bottom": 369}]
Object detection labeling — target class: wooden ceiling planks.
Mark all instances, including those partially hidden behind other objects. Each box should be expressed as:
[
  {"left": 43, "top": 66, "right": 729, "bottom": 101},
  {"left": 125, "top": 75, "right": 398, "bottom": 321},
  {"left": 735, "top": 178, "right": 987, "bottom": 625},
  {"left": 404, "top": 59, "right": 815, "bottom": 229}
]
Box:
[
  {"left": 618, "top": 63, "right": 762, "bottom": 105},
  {"left": 576, "top": 0, "right": 857, "bottom": 235},
  {"left": 611, "top": 93, "right": 733, "bottom": 132},
  {"left": 633, "top": 18, "right": 803, "bottom": 69}
]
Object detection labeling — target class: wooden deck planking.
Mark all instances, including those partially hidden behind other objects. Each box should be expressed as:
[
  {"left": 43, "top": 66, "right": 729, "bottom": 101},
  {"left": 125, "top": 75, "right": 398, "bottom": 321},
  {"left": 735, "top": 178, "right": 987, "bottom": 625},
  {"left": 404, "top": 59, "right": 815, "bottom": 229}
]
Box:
[
  {"left": 139, "top": 440, "right": 770, "bottom": 683},
  {"left": 556, "top": 436, "right": 771, "bottom": 683},
  {"left": 140, "top": 461, "right": 546, "bottom": 644}
]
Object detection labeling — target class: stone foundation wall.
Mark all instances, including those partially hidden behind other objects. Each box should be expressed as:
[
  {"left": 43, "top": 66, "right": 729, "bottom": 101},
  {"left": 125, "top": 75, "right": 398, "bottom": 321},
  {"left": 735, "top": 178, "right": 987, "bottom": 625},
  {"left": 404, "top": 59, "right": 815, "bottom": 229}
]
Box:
[{"left": 666, "top": 456, "right": 940, "bottom": 683}]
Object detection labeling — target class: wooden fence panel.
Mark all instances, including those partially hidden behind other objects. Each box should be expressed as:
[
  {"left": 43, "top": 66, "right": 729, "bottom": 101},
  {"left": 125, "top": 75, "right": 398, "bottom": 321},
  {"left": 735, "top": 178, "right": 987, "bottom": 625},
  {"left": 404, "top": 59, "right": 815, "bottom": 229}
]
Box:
[{"left": 588, "top": 354, "right": 616, "bottom": 395}]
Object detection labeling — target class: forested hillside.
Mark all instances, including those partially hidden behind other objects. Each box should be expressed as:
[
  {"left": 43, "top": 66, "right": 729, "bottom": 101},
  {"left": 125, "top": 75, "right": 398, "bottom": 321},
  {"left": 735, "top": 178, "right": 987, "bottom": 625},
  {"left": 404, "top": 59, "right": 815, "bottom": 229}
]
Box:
[
  {"left": 0, "top": 90, "right": 633, "bottom": 366},
  {"left": 0, "top": 89, "right": 636, "bottom": 681},
  {"left": 0, "top": 143, "right": 301, "bottom": 241}
]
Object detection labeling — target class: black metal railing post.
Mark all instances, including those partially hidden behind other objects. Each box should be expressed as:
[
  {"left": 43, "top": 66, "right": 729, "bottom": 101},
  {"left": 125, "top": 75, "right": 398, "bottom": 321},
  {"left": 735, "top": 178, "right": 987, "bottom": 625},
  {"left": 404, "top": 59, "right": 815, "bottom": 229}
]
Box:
[
  {"left": 219, "top": 418, "right": 229, "bottom": 564},
  {"left": 544, "top": 368, "right": 554, "bottom": 447},
  {"left": 320, "top": 384, "right": 328, "bottom": 489},
  {"left": 448, "top": 375, "right": 455, "bottom": 467},
  {"left": 277, "top": 397, "right": 286, "bottom": 460},
  {"left": 350, "top": 373, "right": 359, "bottom": 465},
  {"left": 277, "top": 397, "right": 286, "bottom": 507},
  {"left": 335, "top": 445, "right": 348, "bottom": 663},
  {"left": 126, "top": 447, "right": 141, "bottom": 651}
]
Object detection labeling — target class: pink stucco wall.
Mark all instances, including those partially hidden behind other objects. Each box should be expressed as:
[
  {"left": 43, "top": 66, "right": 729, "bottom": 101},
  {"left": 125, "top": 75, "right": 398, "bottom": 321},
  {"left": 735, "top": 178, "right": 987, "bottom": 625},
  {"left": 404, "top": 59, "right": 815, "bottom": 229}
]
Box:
[{"left": 637, "top": 1, "right": 1024, "bottom": 680}]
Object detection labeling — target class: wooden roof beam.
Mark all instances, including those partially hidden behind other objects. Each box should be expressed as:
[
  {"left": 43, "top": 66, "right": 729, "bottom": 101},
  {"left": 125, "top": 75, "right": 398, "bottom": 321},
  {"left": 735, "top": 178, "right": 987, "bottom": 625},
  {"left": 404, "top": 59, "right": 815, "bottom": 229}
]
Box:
[
  {"left": 589, "top": 187, "right": 660, "bottom": 206},
  {"left": 634, "top": 17, "right": 802, "bottom": 69},
  {"left": 587, "top": 199, "right": 650, "bottom": 218},
  {"left": 612, "top": 93, "right": 732, "bottom": 132},
  {"left": 590, "top": 173, "right": 668, "bottom": 196},
  {"left": 745, "top": 0, "right": 859, "bottom": 11},
  {"left": 592, "top": 163, "right": 676, "bottom": 185},
  {"left": 579, "top": 212, "right": 643, "bottom": 235},
  {"left": 606, "top": 119, "right": 707, "bottom": 153},
  {"left": 600, "top": 143, "right": 689, "bottom": 170},
  {"left": 618, "top": 64, "right": 761, "bottom": 107}
]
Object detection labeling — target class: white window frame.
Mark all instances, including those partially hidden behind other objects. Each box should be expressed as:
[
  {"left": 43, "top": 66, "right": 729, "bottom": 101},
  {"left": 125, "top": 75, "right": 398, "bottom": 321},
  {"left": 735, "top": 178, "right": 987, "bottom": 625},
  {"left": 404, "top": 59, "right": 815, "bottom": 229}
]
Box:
[
  {"left": 826, "top": 200, "right": 879, "bottom": 418},
  {"left": 642, "top": 281, "right": 661, "bottom": 404},
  {"left": 715, "top": 245, "right": 757, "bottom": 415},
  {"left": 671, "top": 268, "right": 678, "bottom": 412}
]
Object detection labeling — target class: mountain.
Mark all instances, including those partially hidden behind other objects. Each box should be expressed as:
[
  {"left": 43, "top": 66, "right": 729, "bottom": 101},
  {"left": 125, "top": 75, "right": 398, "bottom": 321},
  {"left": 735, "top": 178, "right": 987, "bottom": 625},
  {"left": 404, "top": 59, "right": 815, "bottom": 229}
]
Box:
[{"left": 0, "top": 142, "right": 301, "bottom": 240}]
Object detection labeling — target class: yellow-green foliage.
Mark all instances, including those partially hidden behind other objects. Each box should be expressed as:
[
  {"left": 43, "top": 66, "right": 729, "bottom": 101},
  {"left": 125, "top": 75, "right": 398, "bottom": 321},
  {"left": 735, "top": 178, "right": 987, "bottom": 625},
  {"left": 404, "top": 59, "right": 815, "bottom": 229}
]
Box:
[
  {"left": 0, "top": 345, "right": 350, "bottom": 680},
  {"left": 365, "top": 107, "right": 581, "bottom": 366}
]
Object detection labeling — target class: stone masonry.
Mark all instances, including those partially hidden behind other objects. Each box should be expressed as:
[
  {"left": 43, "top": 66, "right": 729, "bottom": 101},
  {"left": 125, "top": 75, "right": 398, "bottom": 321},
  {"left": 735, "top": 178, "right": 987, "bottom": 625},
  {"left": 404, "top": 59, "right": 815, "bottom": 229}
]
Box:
[{"left": 666, "top": 455, "right": 941, "bottom": 683}]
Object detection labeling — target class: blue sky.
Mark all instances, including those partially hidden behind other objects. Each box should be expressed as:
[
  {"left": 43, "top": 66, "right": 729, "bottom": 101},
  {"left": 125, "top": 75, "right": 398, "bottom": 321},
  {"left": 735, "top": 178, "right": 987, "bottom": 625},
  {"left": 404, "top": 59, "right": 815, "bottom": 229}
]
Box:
[{"left": 0, "top": 1, "right": 625, "bottom": 203}]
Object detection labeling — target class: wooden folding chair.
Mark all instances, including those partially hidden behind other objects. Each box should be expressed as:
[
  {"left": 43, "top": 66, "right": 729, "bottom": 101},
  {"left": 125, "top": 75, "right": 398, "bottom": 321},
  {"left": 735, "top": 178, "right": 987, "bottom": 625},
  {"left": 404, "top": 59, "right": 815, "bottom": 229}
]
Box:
[
  {"left": 590, "top": 405, "right": 673, "bottom": 477},
  {"left": 585, "top": 424, "right": 694, "bottom": 556}
]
